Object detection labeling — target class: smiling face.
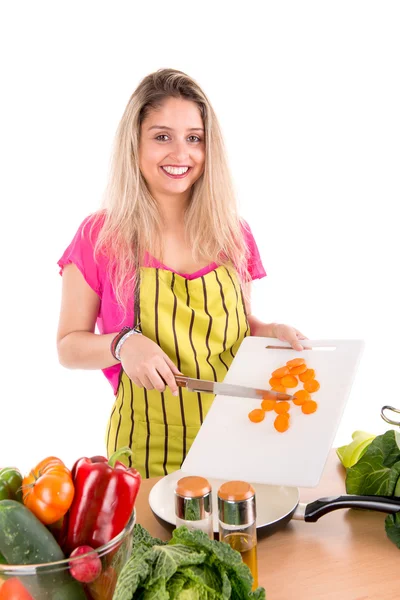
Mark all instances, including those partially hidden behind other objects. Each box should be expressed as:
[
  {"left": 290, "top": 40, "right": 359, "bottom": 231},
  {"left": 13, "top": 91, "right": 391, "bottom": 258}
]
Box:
[{"left": 139, "top": 96, "right": 206, "bottom": 204}]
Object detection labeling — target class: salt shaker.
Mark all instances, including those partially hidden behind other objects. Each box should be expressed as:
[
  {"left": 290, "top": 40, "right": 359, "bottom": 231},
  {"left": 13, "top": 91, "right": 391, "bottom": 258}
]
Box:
[
  {"left": 218, "top": 480, "right": 258, "bottom": 589},
  {"left": 175, "top": 476, "right": 214, "bottom": 539}
]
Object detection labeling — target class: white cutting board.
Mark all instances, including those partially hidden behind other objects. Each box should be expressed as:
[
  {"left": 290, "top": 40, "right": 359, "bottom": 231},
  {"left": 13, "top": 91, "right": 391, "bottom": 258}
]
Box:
[{"left": 182, "top": 338, "right": 364, "bottom": 487}]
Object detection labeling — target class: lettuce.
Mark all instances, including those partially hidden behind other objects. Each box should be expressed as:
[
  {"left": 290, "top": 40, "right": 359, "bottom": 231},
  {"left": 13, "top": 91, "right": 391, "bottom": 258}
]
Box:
[
  {"left": 113, "top": 524, "right": 266, "bottom": 600},
  {"left": 345, "top": 429, "right": 400, "bottom": 547}
]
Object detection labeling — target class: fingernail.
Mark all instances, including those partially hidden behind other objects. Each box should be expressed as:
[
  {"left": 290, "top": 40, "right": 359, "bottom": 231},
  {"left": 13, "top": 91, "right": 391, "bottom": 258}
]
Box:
[{"left": 173, "top": 390, "right": 179, "bottom": 396}]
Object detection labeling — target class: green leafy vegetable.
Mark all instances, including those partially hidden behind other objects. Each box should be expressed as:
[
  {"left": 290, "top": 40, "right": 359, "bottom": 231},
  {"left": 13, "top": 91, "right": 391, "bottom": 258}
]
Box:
[
  {"left": 113, "top": 524, "right": 266, "bottom": 600},
  {"left": 336, "top": 430, "right": 376, "bottom": 468},
  {"left": 345, "top": 430, "right": 400, "bottom": 547}
]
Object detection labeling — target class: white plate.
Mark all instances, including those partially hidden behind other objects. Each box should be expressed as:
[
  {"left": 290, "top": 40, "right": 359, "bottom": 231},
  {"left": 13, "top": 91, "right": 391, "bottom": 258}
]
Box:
[{"left": 148, "top": 470, "right": 299, "bottom": 533}]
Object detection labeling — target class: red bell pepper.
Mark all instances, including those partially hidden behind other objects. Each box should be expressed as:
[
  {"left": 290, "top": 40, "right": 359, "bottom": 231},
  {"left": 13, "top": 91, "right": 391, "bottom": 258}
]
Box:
[{"left": 63, "top": 447, "right": 141, "bottom": 552}]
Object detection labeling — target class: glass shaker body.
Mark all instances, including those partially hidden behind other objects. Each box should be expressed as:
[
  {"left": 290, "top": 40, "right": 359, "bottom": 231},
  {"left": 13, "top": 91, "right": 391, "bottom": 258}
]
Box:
[
  {"left": 218, "top": 481, "right": 258, "bottom": 589},
  {"left": 175, "top": 476, "right": 214, "bottom": 539}
]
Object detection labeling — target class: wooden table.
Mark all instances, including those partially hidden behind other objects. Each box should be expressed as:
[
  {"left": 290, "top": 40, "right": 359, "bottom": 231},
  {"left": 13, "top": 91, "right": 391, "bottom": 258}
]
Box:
[{"left": 134, "top": 450, "right": 399, "bottom": 600}]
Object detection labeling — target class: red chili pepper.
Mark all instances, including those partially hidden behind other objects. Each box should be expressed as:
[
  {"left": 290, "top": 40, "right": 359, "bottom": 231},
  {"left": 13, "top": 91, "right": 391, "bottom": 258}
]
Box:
[{"left": 63, "top": 447, "right": 141, "bottom": 552}]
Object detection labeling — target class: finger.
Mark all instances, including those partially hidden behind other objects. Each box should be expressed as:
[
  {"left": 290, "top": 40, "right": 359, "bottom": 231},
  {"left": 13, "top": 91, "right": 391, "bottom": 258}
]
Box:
[
  {"left": 164, "top": 355, "right": 183, "bottom": 375},
  {"left": 295, "top": 330, "right": 308, "bottom": 340},
  {"left": 130, "top": 376, "right": 143, "bottom": 388},
  {"left": 290, "top": 337, "right": 304, "bottom": 351},
  {"left": 142, "top": 374, "right": 155, "bottom": 390},
  {"left": 158, "top": 361, "right": 180, "bottom": 396},
  {"left": 147, "top": 368, "right": 172, "bottom": 394}
]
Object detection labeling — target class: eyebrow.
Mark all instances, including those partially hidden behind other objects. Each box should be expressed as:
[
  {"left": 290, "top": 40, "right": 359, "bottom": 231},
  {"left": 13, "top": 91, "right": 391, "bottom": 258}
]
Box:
[{"left": 148, "top": 125, "right": 204, "bottom": 132}]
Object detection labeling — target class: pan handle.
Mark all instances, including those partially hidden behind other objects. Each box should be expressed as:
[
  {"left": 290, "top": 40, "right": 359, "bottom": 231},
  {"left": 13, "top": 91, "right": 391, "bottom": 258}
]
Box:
[{"left": 303, "top": 494, "right": 400, "bottom": 522}]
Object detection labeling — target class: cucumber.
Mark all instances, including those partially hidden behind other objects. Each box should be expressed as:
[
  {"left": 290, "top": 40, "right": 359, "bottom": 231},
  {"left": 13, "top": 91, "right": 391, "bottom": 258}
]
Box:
[{"left": 0, "top": 500, "right": 86, "bottom": 599}]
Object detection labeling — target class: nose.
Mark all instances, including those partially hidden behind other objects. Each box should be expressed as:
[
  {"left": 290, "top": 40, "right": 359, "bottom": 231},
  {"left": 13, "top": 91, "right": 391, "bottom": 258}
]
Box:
[{"left": 168, "top": 139, "right": 190, "bottom": 163}]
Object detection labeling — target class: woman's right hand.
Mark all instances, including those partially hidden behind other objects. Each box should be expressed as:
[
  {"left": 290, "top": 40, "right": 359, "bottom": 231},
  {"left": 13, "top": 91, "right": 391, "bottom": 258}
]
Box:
[{"left": 119, "top": 334, "right": 182, "bottom": 395}]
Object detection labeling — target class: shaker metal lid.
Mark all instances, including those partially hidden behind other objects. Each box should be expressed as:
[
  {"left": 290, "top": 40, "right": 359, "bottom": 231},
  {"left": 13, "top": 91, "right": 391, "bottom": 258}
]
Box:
[
  {"left": 175, "top": 476, "right": 211, "bottom": 498},
  {"left": 217, "top": 481, "right": 255, "bottom": 502}
]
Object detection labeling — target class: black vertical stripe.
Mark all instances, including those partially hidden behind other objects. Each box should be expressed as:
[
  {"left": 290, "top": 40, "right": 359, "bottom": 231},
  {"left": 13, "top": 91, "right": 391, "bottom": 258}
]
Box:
[
  {"left": 127, "top": 377, "right": 134, "bottom": 467},
  {"left": 144, "top": 387, "right": 150, "bottom": 479},
  {"left": 114, "top": 375, "right": 125, "bottom": 452},
  {"left": 239, "top": 285, "right": 250, "bottom": 337},
  {"left": 185, "top": 279, "right": 203, "bottom": 424},
  {"left": 225, "top": 268, "right": 241, "bottom": 357},
  {"left": 136, "top": 269, "right": 151, "bottom": 475},
  {"left": 154, "top": 269, "right": 168, "bottom": 476},
  {"left": 171, "top": 273, "right": 187, "bottom": 464},
  {"left": 214, "top": 270, "right": 229, "bottom": 371},
  {"left": 125, "top": 270, "right": 141, "bottom": 464},
  {"left": 106, "top": 403, "right": 117, "bottom": 454},
  {"left": 201, "top": 276, "right": 218, "bottom": 381}
]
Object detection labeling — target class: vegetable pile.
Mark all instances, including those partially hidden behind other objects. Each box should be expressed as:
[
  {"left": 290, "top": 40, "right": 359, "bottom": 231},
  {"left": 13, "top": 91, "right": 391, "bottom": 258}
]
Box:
[
  {"left": 337, "top": 429, "right": 400, "bottom": 548},
  {"left": 0, "top": 447, "right": 141, "bottom": 600},
  {"left": 248, "top": 357, "right": 321, "bottom": 432},
  {"left": 113, "top": 524, "right": 266, "bottom": 600}
]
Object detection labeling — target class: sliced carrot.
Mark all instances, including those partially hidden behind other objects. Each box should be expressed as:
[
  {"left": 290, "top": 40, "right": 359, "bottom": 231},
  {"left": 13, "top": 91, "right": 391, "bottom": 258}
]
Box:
[
  {"left": 271, "top": 384, "right": 287, "bottom": 393},
  {"left": 299, "top": 368, "right": 315, "bottom": 382},
  {"left": 281, "top": 374, "right": 298, "bottom": 388},
  {"left": 286, "top": 358, "right": 306, "bottom": 368},
  {"left": 293, "top": 389, "right": 311, "bottom": 405},
  {"left": 271, "top": 366, "right": 290, "bottom": 378},
  {"left": 274, "top": 401, "right": 290, "bottom": 414},
  {"left": 302, "top": 400, "right": 318, "bottom": 414},
  {"left": 248, "top": 408, "right": 265, "bottom": 423},
  {"left": 261, "top": 398, "right": 276, "bottom": 411},
  {"left": 269, "top": 377, "right": 282, "bottom": 388},
  {"left": 274, "top": 413, "right": 290, "bottom": 432},
  {"left": 290, "top": 363, "right": 308, "bottom": 375},
  {"left": 304, "top": 379, "right": 320, "bottom": 393}
]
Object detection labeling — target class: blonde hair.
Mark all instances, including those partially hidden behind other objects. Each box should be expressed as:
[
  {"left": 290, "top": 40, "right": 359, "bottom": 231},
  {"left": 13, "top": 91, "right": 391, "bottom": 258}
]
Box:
[{"left": 92, "top": 68, "right": 250, "bottom": 310}]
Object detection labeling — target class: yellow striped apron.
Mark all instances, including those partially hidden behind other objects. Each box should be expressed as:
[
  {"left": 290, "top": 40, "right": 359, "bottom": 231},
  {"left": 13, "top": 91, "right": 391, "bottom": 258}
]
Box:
[{"left": 106, "top": 265, "right": 249, "bottom": 478}]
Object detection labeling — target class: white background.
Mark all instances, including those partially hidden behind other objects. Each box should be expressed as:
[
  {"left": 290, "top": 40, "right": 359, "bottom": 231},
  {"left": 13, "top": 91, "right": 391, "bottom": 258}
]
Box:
[{"left": 0, "top": 1, "right": 399, "bottom": 476}]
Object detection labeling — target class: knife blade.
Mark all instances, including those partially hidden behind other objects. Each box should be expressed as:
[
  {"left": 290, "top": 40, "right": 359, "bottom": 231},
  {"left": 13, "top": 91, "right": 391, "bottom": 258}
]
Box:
[{"left": 175, "top": 376, "right": 293, "bottom": 401}]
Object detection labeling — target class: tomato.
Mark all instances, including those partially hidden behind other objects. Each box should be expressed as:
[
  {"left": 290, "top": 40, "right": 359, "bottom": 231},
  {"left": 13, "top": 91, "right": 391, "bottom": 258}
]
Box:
[
  {"left": 0, "top": 578, "right": 33, "bottom": 600},
  {"left": 22, "top": 456, "right": 74, "bottom": 525}
]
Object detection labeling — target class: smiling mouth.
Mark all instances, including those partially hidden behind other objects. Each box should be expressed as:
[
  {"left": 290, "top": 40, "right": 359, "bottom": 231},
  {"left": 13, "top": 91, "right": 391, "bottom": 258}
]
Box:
[{"left": 160, "top": 166, "right": 191, "bottom": 179}]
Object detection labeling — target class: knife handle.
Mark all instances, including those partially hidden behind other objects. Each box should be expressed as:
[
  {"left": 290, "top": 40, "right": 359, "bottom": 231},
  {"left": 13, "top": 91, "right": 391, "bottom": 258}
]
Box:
[{"left": 175, "top": 375, "right": 188, "bottom": 387}]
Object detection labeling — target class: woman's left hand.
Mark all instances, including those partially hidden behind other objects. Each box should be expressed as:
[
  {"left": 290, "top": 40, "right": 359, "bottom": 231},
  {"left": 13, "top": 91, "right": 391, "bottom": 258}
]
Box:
[{"left": 271, "top": 323, "right": 308, "bottom": 351}]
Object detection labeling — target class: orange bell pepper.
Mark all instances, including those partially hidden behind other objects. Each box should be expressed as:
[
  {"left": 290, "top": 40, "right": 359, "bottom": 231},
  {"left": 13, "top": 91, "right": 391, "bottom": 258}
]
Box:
[{"left": 22, "top": 456, "right": 74, "bottom": 525}]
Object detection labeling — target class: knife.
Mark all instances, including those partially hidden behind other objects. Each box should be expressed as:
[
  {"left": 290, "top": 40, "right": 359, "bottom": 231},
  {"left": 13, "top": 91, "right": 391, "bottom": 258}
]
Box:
[{"left": 175, "top": 375, "right": 293, "bottom": 401}]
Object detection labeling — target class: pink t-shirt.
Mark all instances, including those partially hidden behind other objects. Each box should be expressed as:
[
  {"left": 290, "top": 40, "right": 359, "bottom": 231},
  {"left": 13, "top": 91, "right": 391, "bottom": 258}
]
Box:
[{"left": 58, "top": 214, "right": 266, "bottom": 394}]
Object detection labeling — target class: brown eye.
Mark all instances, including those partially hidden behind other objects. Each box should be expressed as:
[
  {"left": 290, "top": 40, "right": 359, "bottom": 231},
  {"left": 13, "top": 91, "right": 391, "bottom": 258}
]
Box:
[
  {"left": 156, "top": 135, "right": 169, "bottom": 141},
  {"left": 188, "top": 135, "right": 201, "bottom": 143}
]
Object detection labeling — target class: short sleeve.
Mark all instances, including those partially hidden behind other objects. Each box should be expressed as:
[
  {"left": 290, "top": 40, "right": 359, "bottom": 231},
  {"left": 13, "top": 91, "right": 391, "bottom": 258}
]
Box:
[
  {"left": 241, "top": 219, "right": 267, "bottom": 280},
  {"left": 57, "top": 215, "right": 103, "bottom": 296}
]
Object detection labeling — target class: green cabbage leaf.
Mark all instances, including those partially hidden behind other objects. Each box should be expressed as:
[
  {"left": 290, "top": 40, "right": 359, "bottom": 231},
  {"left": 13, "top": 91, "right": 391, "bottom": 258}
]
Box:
[
  {"left": 345, "top": 429, "right": 400, "bottom": 547},
  {"left": 114, "top": 524, "right": 266, "bottom": 600}
]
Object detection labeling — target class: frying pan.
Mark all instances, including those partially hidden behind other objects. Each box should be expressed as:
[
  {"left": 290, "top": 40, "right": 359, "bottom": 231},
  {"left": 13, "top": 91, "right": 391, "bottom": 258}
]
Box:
[{"left": 148, "top": 469, "right": 400, "bottom": 536}]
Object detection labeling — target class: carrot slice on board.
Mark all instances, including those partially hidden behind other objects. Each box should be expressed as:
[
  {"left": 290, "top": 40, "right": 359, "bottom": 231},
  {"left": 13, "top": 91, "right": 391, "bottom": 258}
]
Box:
[
  {"left": 299, "top": 368, "right": 315, "bottom": 382},
  {"left": 293, "top": 389, "right": 311, "bottom": 405},
  {"left": 248, "top": 408, "right": 265, "bottom": 423},
  {"left": 274, "top": 413, "right": 290, "bottom": 432},
  {"left": 274, "top": 401, "right": 290, "bottom": 414},
  {"left": 302, "top": 400, "right": 318, "bottom": 414},
  {"left": 269, "top": 377, "right": 282, "bottom": 388},
  {"left": 271, "top": 384, "right": 287, "bottom": 393},
  {"left": 281, "top": 374, "right": 298, "bottom": 388},
  {"left": 290, "top": 363, "right": 308, "bottom": 375},
  {"left": 304, "top": 379, "right": 320, "bottom": 393},
  {"left": 261, "top": 398, "right": 276, "bottom": 411},
  {"left": 286, "top": 358, "right": 306, "bottom": 368},
  {"left": 271, "top": 366, "right": 290, "bottom": 378}
]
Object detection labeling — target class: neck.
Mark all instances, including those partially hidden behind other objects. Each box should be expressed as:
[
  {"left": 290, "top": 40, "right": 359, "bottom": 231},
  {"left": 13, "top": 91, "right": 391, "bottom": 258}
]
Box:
[{"left": 156, "top": 191, "right": 190, "bottom": 231}]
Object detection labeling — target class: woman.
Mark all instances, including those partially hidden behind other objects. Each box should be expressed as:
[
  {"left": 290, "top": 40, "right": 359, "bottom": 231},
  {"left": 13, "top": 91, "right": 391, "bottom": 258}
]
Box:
[{"left": 57, "top": 68, "right": 306, "bottom": 478}]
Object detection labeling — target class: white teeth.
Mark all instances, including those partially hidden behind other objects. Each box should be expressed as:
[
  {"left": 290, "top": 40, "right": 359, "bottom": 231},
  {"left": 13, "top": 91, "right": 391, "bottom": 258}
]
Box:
[{"left": 162, "top": 166, "right": 189, "bottom": 175}]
